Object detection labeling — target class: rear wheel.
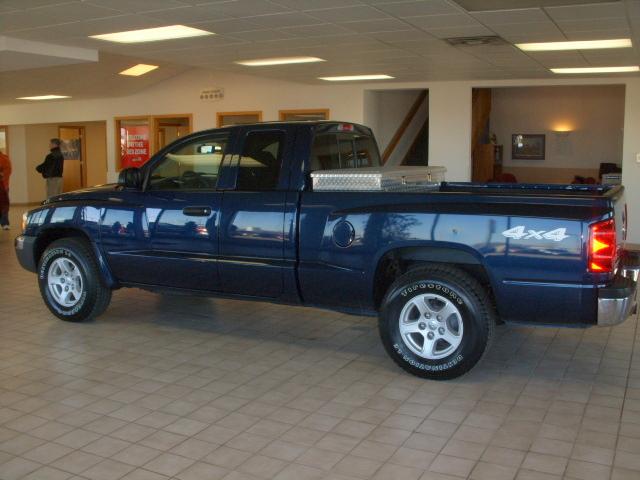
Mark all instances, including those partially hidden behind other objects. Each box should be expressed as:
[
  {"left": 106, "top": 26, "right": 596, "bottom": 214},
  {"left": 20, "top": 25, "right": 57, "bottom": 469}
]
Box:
[
  {"left": 38, "top": 238, "right": 112, "bottom": 322},
  {"left": 379, "top": 265, "right": 494, "bottom": 380}
]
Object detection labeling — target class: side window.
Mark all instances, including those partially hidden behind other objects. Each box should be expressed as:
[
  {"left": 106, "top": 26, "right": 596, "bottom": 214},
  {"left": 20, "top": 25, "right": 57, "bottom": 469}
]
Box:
[
  {"left": 310, "top": 132, "right": 380, "bottom": 170},
  {"left": 148, "top": 134, "right": 228, "bottom": 191},
  {"left": 353, "top": 135, "right": 380, "bottom": 168},
  {"left": 310, "top": 134, "right": 339, "bottom": 170},
  {"left": 236, "top": 131, "right": 284, "bottom": 191},
  {"left": 338, "top": 136, "right": 355, "bottom": 168}
]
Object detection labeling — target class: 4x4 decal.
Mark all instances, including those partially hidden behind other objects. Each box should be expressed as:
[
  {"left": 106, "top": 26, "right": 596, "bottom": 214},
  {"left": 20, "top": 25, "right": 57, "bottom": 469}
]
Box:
[{"left": 502, "top": 226, "right": 570, "bottom": 242}]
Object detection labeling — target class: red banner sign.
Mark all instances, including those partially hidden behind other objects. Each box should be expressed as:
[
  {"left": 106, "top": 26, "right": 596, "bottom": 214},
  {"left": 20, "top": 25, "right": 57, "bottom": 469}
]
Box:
[{"left": 120, "top": 125, "right": 150, "bottom": 169}]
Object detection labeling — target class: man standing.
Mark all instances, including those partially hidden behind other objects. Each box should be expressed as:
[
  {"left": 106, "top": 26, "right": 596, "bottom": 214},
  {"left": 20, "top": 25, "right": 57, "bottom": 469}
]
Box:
[
  {"left": 36, "top": 138, "right": 64, "bottom": 198},
  {"left": 0, "top": 151, "right": 10, "bottom": 230}
]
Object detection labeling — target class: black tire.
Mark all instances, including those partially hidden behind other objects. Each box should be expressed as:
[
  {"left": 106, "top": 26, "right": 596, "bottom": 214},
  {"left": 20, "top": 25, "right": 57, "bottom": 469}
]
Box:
[
  {"left": 379, "top": 265, "right": 495, "bottom": 380},
  {"left": 37, "top": 238, "right": 112, "bottom": 322}
]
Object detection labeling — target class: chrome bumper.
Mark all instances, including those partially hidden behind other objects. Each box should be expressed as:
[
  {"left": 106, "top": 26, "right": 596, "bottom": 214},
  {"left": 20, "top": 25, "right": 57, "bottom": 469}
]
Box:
[{"left": 597, "top": 251, "right": 639, "bottom": 327}]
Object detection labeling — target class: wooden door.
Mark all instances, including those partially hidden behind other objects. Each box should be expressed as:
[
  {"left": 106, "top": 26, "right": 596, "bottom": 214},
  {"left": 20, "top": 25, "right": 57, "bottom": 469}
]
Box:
[{"left": 59, "top": 126, "right": 85, "bottom": 192}]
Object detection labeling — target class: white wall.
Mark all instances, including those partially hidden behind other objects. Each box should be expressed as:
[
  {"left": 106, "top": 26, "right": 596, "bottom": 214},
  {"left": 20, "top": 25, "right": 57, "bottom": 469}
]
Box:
[
  {"left": 622, "top": 80, "right": 640, "bottom": 245},
  {"left": 0, "top": 69, "right": 364, "bottom": 184},
  {"left": 2, "top": 71, "right": 640, "bottom": 242},
  {"left": 7, "top": 125, "right": 27, "bottom": 204},
  {"left": 491, "top": 85, "right": 624, "bottom": 171},
  {"left": 364, "top": 89, "right": 423, "bottom": 153}
]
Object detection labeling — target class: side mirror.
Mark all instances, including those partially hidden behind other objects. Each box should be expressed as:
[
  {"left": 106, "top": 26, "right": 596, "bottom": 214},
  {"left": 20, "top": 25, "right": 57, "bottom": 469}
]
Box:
[{"left": 118, "top": 167, "right": 141, "bottom": 189}]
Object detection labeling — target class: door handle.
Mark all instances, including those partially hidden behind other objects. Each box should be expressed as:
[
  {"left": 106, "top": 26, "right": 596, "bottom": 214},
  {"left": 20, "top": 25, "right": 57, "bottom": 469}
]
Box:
[{"left": 182, "top": 206, "right": 211, "bottom": 217}]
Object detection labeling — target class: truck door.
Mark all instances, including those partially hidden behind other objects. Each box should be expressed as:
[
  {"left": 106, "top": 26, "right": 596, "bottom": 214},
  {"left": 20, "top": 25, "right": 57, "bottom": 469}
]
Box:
[
  {"left": 219, "top": 126, "right": 295, "bottom": 298},
  {"left": 140, "top": 130, "right": 232, "bottom": 291}
]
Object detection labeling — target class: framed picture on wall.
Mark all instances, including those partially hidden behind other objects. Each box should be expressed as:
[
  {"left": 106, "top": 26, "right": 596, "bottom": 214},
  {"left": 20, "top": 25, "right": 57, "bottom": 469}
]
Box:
[
  {"left": 217, "top": 111, "right": 262, "bottom": 127},
  {"left": 512, "top": 134, "right": 545, "bottom": 160},
  {"left": 279, "top": 109, "right": 329, "bottom": 121}
]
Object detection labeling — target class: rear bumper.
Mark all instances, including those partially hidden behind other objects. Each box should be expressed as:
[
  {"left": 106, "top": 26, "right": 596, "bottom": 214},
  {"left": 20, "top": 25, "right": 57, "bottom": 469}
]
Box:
[
  {"left": 597, "top": 251, "right": 639, "bottom": 326},
  {"left": 14, "top": 235, "right": 37, "bottom": 273}
]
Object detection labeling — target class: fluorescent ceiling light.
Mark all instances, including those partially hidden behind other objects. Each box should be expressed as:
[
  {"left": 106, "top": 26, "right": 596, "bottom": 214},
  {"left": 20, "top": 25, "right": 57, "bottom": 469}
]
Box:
[
  {"left": 319, "top": 74, "right": 394, "bottom": 81},
  {"left": 517, "top": 38, "right": 632, "bottom": 51},
  {"left": 16, "top": 95, "right": 70, "bottom": 100},
  {"left": 235, "top": 56, "right": 325, "bottom": 66},
  {"left": 90, "top": 25, "right": 213, "bottom": 43},
  {"left": 551, "top": 66, "right": 639, "bottom": 74},
  {"left": 119, "top": 64, "right": 159, "bottom": 76}
]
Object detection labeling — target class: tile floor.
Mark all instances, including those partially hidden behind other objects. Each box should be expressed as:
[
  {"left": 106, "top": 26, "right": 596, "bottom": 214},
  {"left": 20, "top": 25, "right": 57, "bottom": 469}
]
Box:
[{"left": 1, "top": 206, "right": 640, "bottom": 480}]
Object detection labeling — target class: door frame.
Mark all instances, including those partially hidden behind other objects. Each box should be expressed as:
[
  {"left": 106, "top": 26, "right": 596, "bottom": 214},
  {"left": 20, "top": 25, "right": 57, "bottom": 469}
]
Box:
[
  {"left": 0, "top": 125, "right": 8, "bottom": 156},
  {"left": 152, "top": 113, "right": 193, "bottom": 153},
  {"left": 58, "top": 125, "right": 87, "bottom": 189}
]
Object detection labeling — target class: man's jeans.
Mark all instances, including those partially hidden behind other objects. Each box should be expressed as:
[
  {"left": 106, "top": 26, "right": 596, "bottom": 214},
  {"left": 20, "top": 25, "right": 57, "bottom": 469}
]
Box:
[{"left": 46, "top": 177, "right": 63, "bottom": 198}]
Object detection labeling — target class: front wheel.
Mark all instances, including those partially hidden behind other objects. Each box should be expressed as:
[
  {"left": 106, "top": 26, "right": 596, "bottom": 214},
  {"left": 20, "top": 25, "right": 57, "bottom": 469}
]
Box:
[
  {"left": 38, "top": 238, "right": 112, "bottom": 322},
  {"left": 379, "top": 265, "right": 494, "bottom": 380}
]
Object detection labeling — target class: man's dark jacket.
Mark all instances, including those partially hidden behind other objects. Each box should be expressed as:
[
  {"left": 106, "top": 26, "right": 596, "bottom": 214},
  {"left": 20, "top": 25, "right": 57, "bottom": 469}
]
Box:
[{"left": 36, "top": 147, "right": 64, "bottom": 178}]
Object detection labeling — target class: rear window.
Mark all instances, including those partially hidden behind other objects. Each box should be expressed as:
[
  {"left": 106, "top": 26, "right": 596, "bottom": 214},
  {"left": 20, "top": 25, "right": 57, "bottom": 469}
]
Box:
[{"left": 310, "top": 133, "right": 380, "bottom": 171}]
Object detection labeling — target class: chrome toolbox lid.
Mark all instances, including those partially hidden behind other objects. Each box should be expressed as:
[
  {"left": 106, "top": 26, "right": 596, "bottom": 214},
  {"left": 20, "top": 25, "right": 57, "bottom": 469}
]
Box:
[{"left": 311, "top": 166, "right": 446, "bottom": 191}]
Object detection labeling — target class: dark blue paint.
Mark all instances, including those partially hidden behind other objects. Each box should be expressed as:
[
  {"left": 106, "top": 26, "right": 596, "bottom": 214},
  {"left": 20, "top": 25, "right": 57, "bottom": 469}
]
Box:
[{"left": 19, "top": 122, "right": 628, "bottom": 326}]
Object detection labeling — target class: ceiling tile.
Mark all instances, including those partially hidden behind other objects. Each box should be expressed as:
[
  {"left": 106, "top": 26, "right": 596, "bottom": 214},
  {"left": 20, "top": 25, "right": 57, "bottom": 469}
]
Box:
[
  {"left": 0, "top": 0, "right": 74, "bottom": 9},
  {"left": 421, "top": 24, "right": 493, "bottom": 38},
  {"left": 472, "top": 8, "right": 548, "bottom": 25},
  {"left": 226, "top": 28, "right": 295, "bottom": 41},
  {"left": 271, "top": 0, "right": 362, "bottom": 10},
  {"left": 309, "top": 6, "right": 390, "bottom": 23},
  {"left": 207, "top": 0, "right": 288, "bottom": 17},
  {"left": 556, "top": 17, "right": 630, "bottom": 32},
  {"left": 545, "top": 2, "right": 626, "bottom": 21},
  {"left": 562, "top": 29, "right": 632, "bottom": 40},
  {"left": 191, "top": 18, "right": 264, "bottom": 34},
  {"left": 405, "top": 13, "right": 482, "bottom": 29},
  {"left": 341, "top": 18, "right": 411, "bottom": 34},
  {"left": 144, "top": 5, "right": 233, "bottom": 23},
  {"left": 28, "top": 2, "right": 123, "bottom": 24},
  {"left": 279, "top": 23, "right": 352, "bottom": 37},
  {"left": 374, "top": 0, "right": 463, "bottom": 17},
  {"left": 85, "top": 0, "right": 190, "bottom": 14},
  {"left": 1, "top": 10, "right": 60, "bottom": 31},
  {"left": 489, "top": 21, "right": 564, "bottom": 41},
  {"left": 453, "top": 0, "right": 622, "bottom": 12},
  {"left": 246, "top": 12, "right": 322, "bottom": 28}
]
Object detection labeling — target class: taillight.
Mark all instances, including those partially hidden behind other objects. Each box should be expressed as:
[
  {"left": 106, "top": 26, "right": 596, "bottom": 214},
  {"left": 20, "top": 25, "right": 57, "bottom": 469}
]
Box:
[{"left": 588, "top": 219, "right": 617, "bottom": 273}]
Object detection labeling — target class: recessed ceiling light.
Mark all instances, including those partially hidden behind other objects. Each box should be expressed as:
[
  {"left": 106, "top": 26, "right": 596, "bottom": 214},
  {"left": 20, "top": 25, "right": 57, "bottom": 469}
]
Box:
[
  {"left": 16, "top": 95, "right": 71, "bottom": 100},
  {"left": 319, "top": 74, "right": 394, "bottom": 81},
  {"left": 517, "top": 38, "right": 632, "bottom": 51},
  {"left": 551, "top": 66, "right": 639, "bottom": 74},
  {"left": 90, "top": 25, "right": 213, "bottom": 43},
  {"left": 235, "top": 56, "right": 325, "bottom": 66},
  {"left": 119, "top": 64, "right": 159, "bottom": 76}
]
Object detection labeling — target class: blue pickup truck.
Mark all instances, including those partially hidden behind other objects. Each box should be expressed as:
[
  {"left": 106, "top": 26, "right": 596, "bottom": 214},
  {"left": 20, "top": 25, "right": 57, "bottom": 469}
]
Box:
[{"left": 15, "top": 121, "right": 639, "bottom": 379}]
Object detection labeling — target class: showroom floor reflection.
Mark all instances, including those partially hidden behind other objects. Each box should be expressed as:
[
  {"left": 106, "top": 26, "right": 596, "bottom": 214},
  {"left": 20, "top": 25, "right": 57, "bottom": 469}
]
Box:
[{"left": 0, "top": 206, "right": 639, "bottom": 480}]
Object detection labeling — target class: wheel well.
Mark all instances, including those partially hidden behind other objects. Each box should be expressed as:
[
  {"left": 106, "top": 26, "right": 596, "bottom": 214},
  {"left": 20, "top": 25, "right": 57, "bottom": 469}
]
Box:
[
  {"left": 373, "top": 247, "right": 496, "bottom": 312},
  {"left": 34, "top": 228, "right": 92, "bottom": 267}
]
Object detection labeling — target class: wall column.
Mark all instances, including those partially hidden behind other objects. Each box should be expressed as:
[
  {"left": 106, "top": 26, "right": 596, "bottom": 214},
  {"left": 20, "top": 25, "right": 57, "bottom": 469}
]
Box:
[{"left": 428, "top": 83, "right": 472, "bottom": 182}]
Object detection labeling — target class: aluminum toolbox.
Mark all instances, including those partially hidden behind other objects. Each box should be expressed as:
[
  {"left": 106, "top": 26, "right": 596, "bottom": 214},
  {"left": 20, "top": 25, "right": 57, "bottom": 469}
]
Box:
[{"left": 311, "top": 166, "right": 446, "bottom": 192}]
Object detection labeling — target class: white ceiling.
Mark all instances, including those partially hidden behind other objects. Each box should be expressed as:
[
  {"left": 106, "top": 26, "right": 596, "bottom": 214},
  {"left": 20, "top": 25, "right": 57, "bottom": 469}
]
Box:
[{"left": 1, "top": 0, "right": 639, "bottom": 103}]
